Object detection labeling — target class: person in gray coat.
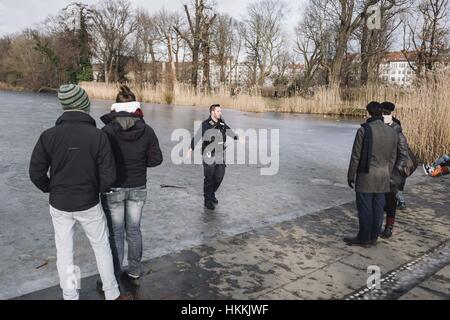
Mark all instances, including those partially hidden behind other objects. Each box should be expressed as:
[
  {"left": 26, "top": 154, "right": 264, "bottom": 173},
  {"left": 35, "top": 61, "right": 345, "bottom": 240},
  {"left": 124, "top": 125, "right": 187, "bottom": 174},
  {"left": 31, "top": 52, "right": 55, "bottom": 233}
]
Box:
[{"left": 345, "top": 101, "right": 399, "bottom": 247}]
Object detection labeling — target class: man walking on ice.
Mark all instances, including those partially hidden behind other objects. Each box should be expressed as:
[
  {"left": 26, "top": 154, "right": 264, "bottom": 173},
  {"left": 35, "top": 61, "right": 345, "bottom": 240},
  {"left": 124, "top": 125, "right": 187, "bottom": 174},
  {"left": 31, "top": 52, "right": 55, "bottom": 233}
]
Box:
[{"left": 187, "top": 104, "right": 244, "bottom": 210}]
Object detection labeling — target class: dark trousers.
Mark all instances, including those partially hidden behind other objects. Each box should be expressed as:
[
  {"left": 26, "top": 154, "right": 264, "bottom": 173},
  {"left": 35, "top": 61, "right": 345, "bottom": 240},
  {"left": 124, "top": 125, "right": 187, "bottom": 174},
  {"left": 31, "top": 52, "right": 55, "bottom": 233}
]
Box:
[
  {"left": 398, "top": 177, "right": 406, "bottom": 192},
  {"left": 356, "top": 193, "right": 386, "bottom": 243},
  {"left": 384, "top": 192, "right": 397, "bottom": 226},
  {"left": 203, "top": 162, "right": 226, "bottom": 203}
]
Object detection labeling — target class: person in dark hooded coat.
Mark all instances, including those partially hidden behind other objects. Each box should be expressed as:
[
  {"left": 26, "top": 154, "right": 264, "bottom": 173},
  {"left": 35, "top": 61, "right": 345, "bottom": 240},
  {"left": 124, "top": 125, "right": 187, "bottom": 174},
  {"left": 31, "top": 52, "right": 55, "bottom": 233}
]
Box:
[
  {"left": 380, "top": 101, "right": 410, "bottom": 239},
  {"left": 100, "top": 85, "right": 163, "bottom": 283}
]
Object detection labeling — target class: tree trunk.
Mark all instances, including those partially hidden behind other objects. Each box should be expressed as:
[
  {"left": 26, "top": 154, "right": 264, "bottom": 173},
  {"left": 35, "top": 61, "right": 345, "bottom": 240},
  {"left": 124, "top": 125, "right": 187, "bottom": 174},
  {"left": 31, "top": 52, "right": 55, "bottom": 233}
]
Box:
[
  {"left": 148, "top": 42, "right": 158, "bottom": 85},
  {"left": 202, "top": 28, "right": 211, "bottom": 92},
  {"left": 330, "top": 38, "right": 346, "bottom": 88},
  {"left": 104, "top": 62, "right": 109, "bottom": 84},
  {"left": 115, "top": 50, "right": 120, "bottom": 82},
  {"left": 192, "top": 49, "right": 199, "bottom": 89},
  {"left": 167, "top": 34, "right": 177, "bottom": 91},
  {"left": 360, "top": 19, "right": 369, "bottom": 86}
]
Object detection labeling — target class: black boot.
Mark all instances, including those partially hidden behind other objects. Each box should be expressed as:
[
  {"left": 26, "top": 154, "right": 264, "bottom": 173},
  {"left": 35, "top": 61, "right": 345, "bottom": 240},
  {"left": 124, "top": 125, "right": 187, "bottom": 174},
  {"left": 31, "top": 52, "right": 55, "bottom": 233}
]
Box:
[
  {"left": 343, "top": 237, "right": 371, "bottom": 248},
  {"left": 204, "top": 201, "right": 215, "bottom": 210},
  {"left": 380, "top": 225, "right": 394, "bottom": 239},
  {"left": 96, "top": 279, "right": 104, "bottom": 295}
]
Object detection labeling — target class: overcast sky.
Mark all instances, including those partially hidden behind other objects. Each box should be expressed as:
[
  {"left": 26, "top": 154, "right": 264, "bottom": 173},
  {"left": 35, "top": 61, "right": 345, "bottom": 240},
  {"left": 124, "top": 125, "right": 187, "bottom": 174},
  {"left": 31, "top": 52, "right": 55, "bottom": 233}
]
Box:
[{"left": 0, "top": 0, "right": 304, "bottom": 38}]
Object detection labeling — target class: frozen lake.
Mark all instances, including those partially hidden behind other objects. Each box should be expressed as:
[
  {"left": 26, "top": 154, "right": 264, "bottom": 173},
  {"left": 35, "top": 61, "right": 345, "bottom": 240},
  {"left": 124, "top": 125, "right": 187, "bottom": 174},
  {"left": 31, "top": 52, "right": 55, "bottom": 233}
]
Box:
[{"left": 0, "top": 90, "right": 424, "bottom": 299}]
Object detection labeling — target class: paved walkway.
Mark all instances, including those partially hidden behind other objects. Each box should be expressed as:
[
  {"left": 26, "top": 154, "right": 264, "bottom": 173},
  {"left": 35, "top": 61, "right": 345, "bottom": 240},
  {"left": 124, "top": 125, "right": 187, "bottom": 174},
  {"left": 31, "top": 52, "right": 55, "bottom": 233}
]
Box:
[{"left": 15, "top": 178, "right": 450, "bottom": 300}]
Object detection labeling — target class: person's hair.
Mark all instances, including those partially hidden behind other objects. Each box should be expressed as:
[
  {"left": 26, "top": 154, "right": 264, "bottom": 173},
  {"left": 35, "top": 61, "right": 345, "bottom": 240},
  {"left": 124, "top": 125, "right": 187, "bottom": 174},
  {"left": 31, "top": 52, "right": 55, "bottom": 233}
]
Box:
[
  {"left": 210, "top": 104, "right": 221, "bottom": 114},
  {"left": 116, "top": 85, "right": 136, "bottom": 103},
  {"left": 366, "top": 101, "right": 383, "bottom": 117}
]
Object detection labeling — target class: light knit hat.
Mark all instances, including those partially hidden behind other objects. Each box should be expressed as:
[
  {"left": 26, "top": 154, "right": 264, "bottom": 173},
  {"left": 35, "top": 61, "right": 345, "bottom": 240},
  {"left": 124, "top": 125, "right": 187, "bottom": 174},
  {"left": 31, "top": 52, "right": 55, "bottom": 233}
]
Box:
[{"left": 58, "top": 84, "right": 91, "bottom": 112}]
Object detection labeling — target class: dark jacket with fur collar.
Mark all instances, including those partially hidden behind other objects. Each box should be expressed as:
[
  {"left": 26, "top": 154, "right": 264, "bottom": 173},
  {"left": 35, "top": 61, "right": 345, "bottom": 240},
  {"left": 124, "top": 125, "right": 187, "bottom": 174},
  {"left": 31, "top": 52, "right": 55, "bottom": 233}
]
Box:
[{"left": 101, "top": 112, "right": 163, "bottom": 188}]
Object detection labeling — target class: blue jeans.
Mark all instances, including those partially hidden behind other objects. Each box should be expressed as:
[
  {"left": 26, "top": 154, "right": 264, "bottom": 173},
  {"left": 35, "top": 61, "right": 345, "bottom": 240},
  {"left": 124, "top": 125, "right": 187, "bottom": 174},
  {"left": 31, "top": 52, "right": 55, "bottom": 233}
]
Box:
[
  {"left": 356, "top": 193, "right": 385, "bottom": 243},
  {"left": 433, "top": 154, "right": 450, "bottom": 167},
  {"left": 101, "top": 186, "right": 147, "bottom": 279}
]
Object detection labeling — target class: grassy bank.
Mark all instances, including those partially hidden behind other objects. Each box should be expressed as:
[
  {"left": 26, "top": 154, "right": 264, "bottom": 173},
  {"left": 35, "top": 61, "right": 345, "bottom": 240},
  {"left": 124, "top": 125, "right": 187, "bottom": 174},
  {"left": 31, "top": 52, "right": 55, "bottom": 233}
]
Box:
[{"left": 0, "top": 82, "right": 26, "bottom": 92}]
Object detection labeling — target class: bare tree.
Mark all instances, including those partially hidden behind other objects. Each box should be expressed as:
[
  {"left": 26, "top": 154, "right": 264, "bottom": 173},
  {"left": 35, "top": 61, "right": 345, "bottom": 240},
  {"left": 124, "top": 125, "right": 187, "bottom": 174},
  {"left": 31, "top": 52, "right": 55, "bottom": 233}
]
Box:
[
  {"left": 0, "top": 37, "right": 12, "bottom": 82},
  {"left": 90, "top": 0, "right": 137, "bottom": 83},
  {"left": 294, "top": 2, "right": 334, "bottom": 90},
  {"left": 305, "top": 0, "right": 379, "bottom": 87},
  {"left": 154, "top": 9, "right": 186, "bottom": 89},
  {"left": 243, "top": 0, "right": 286, "bottom": 87},
  {"left": 211, "top": 14, "right": 243, "bottom": 85},
  {"left": 402, "top": 0, "right": 449, "bottom": 78},
  {"left": 172, "top": 13, "right": 186, "bottom": 78},
  {"left": 228, "top": 21, "right": 246, "bottom": 86},
  {"left": 174, "top": 0, "right": 216, "bottom": 89},
  {"left": 1, "top": 31, "right": 56, "bottom": 89},
  {"left": 329, "top": 0, "right": 372, "bottom": 87},
  {"left": 32, "top": 3, "right": 95, "bottom": 84},
  {"left": 200, "top": 10, "right": 217, "bottom": 91},
  {"left": 358, "top": 0, "right": 410, "bottom": 85},
  {"left": 129, "top": 9, "right": 160, "bottom": 85}
]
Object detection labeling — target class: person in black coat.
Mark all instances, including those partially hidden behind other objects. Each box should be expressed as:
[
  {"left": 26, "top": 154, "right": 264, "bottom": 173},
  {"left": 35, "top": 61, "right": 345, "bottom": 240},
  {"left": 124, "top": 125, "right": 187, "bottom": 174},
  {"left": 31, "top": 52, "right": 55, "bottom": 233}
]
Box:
[
  {"left": 29, "top": 100, "right": 117, "bottom": 211},
  {"left": 187, "top": 104, "right": 244, "bottom": 210},
  {"left": 29, "top": 84, "right": 122, "bottom": 300}
]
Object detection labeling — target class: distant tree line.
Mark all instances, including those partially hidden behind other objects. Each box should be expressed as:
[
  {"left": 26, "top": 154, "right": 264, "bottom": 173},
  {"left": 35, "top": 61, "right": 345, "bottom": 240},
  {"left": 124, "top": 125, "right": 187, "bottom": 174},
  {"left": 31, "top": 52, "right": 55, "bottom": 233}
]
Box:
[{"left": 0, "top": 0, "right": 448, "bottom": 93}]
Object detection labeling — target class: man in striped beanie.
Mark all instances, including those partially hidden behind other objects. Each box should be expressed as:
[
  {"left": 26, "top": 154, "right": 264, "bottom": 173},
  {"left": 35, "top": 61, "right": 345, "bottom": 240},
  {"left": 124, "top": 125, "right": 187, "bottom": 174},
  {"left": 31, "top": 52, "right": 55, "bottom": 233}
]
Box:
[
  {"left": 58, "top": 84, "right": 91, "bottom": 112},
  {"left": 30, "top": 84, "right": 129, "bottom": 300}
]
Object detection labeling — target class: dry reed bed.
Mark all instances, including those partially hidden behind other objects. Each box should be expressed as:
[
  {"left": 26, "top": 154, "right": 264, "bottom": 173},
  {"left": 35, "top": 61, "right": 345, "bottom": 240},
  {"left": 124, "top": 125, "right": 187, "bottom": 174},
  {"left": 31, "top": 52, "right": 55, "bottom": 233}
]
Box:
[
  {"left": 80, "top": 82, "right": 266, "bottom": 113},
  {"left": 80, "top": 75, "right": 449, "bottom": 162}
]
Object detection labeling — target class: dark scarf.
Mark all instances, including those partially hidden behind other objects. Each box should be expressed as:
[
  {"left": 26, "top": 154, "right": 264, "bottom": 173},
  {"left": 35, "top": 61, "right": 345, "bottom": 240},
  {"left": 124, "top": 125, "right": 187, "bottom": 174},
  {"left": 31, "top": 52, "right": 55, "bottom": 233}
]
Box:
[
  {"left": 393, "top": 117, "right": 401, "bottom": 126},
  {"left": 358, "top": 116, "right": 383, "bottom": 173}
]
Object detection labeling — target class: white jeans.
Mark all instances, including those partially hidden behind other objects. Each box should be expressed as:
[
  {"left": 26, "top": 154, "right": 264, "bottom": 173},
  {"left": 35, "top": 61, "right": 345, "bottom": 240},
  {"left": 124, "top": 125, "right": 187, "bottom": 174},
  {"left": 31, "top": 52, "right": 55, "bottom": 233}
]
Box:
[{"left": 50, "top": 204, "right": 120, "bottom": 300}]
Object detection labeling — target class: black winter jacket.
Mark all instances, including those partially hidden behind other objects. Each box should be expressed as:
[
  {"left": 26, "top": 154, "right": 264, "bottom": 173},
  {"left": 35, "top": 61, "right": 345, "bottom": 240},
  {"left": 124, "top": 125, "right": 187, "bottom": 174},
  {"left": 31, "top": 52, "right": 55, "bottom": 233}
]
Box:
[
  {"left": 29, "top": 111, "right": 117, "bottom": 212},
  {"left": 101, "top": 112, "right": 163, "bottom": 188},
  {"left": 388, "top": 120, "right": 409, "bottom": 192},
  {"left": 190, "top": 117, "right": 239, "bottom": 155}
]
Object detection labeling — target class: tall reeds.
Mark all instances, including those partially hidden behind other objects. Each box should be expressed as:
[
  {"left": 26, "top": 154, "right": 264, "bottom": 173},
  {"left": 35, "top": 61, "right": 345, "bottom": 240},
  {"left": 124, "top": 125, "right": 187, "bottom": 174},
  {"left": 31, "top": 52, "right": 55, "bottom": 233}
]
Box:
[{"left": 79, "top": 72, "right": 449, "bottom": 162}]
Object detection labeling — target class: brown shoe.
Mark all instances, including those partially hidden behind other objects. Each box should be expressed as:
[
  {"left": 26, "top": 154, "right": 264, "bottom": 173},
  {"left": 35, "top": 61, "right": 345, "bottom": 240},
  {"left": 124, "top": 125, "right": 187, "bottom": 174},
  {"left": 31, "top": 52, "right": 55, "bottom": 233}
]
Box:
[{"left": 115, "top": 293, "right": 134, "bottom": 300}]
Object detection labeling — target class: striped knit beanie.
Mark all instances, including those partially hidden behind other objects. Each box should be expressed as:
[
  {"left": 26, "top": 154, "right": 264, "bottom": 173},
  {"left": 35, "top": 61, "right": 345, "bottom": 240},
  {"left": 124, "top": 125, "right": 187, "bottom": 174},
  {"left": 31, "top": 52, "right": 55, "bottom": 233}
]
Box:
[{"left": 58, "top": 84, "right": 91, "bottom": 112}]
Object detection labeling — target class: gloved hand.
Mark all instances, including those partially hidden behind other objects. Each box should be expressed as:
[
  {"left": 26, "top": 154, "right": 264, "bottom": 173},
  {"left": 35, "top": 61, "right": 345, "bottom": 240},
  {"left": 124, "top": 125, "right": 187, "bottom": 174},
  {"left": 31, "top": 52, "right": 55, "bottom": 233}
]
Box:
[
  {"left": 348, "top": 179, "right": 355, "bottom": 189},
  {"left": 400, "top": 165, "right": 410, "bottom": 178}
]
